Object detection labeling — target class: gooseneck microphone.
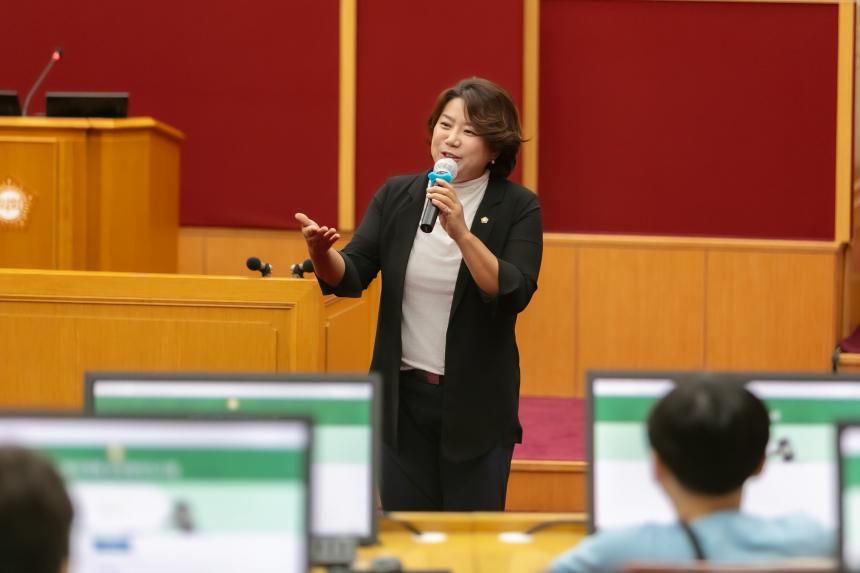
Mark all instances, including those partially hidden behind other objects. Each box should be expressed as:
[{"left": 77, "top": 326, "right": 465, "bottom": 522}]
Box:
[
  {"left": 290, "top": 259, "right": 314, "bottom": 278},
  {"left": 246, "top": 257, "right": 272, "bottom": 277},
  {"left": 22, "top": 48, "right": 64, "bottom": 117},
  {"left": 418, "top": 157, "right": 459, "bottom": 233}
]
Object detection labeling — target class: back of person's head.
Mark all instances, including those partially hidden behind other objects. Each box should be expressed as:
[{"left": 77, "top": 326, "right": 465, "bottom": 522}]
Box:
[
  {"left": 0, "top": 446, "right": 73, "bottom": 573},
  {"left": 647, "top": 379, "right": 770, "bottom": 495}
]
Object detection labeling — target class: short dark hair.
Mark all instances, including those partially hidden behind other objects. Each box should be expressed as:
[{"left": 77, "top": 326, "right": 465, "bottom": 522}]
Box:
[
  {"left": 427, "top": 77, "right": 524, "bottom": 179},
  {"left": 0, "top": 446, "right": 73, "bottom": 573},
  {"left": 647, "top": 379, "right": 770, "bottom": 495}
]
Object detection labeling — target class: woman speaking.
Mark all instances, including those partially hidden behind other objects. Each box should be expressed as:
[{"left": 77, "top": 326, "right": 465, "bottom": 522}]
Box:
[{"left": 295, "top": 77, "right": 542, "bottom": 511}]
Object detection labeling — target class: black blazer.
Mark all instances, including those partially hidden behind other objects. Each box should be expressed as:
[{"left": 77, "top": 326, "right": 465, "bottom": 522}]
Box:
[{"left": 321, "top": 172, "right": 543, "bottom": 461}]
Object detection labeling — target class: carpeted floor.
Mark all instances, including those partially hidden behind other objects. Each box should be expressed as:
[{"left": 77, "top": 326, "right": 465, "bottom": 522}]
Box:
[{"left": 513, "top": 396, "right": 585, "bottom": 461}]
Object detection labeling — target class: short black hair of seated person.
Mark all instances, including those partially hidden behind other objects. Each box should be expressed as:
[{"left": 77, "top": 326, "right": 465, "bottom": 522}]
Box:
[
  {"left": 647, "top": 379, "right": 770, "bottom": 496},
  {"left": 0, "top": 446, "right": 73, "bottom": 573},
  {"left": 427, "top": 77, "right": 525, "bottom": 179}
]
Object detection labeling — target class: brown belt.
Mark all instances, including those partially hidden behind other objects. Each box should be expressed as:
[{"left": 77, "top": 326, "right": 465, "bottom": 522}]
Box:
[{"left": 411, "top": 369, "right": 443, "bottom": 385}]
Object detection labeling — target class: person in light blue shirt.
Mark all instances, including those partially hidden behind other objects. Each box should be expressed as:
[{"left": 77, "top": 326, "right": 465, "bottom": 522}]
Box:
[{"left": 549, "top": 379, "right": 835, "bottom": 573}]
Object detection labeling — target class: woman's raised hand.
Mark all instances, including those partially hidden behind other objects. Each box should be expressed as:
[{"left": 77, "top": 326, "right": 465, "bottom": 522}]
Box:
[{"left": 294, "top": 213, "right": 340, "bottom": 258}]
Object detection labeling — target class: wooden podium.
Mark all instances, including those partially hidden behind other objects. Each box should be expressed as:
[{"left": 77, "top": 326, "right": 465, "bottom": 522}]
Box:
[
  {"left": 0, "top": 117, "right": 183, "bottom": 272},
  {"left": 0, "top": 269, "right": 324, "bottom": 410}
]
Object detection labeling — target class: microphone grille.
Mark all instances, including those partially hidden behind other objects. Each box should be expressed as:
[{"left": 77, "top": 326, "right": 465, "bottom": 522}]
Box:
[
  {"left": 433, "top": 157, "right": 458, "bottom": 180},
  {"left": 246, "top": 257, "right": 262, "bottom": 271}
]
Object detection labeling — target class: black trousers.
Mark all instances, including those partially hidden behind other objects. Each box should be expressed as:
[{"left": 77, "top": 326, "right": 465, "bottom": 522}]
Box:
[{"left": 380, "top": 369, "right": 515, "bottom": 511}]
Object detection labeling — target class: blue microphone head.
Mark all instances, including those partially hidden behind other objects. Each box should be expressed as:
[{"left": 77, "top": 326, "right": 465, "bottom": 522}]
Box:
[{"left": 429, "top": 157, "right": 458, "bottom": 185}]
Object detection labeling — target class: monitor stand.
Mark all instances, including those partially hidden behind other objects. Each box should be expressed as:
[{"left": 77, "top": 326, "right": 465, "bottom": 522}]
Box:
[{"left": 311, "top": 536, "right": 358, "bottom": 572}]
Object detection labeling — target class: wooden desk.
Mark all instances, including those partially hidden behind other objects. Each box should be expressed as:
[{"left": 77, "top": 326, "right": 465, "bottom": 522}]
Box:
[
  {"left": 0, "top": 269, "right": 324, "bottom": 408},
  {"left": 327, "top": 512, "right": 588, "bottom": 573}
]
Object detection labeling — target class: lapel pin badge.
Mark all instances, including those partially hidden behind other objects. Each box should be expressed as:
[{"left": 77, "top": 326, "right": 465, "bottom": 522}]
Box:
[{"left": 480, "top": 216, "right": 489, "bottom": 224}]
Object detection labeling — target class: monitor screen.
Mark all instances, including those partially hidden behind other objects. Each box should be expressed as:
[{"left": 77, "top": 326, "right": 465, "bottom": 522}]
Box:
[
  {"left": 839, "top": 424, "right": 860, "bottom": 572},
  {"left": 589, "top": 371, "right": 858, "bottom": 533},
  {"left": 0, "top": 415, "right": 311, "bottom": 573},
  {"left": 85, "top": 372, "right": 380, "bottom": 553}
]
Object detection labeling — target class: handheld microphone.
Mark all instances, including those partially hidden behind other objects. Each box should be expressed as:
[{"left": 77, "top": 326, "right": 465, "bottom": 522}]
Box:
[
  {"left": 22, "top": 48, "right": 63, "bottom": 117},
  {"left": 290, "top": 259, "right": 314, "bottom": 279},
  {"left": 246, "top": 257, "right": 273, "bottom": 277},
  {"left": 419, "top": 157, "right": 459, "bottom": 233}
]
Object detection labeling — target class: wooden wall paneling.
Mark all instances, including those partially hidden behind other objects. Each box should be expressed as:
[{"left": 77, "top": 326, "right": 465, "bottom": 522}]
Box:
[
  {"left": 836, "top": 0, "right": 855, "bottom": 244},
  {"left": 705, "top": 249, "right": 839, "bottom": 371},
  {"left": 847, "top": 6, "right": 860, "bottom": 339},
  {"left": 844, "top": 228, "right": 860, "bottom": 339},
  {"left": 835, "top": 246, "right": 846, "bottom": 341},
  {"left": 522, "top": 0, "right": 540, "bottom": 192},
  {"left": 323, "top": 273, "right": 379, "bottom": 374},
  {"left": 325, "top": 290, "right": 374, "bottom": 374},
  {"left": 577, "top": 246, "right": 707, "bottom": 395},
  {"left": 517, "top": 239, "right": 577, "bottom": 396},
  {"left": 339, "top": 0, "right": 357, "bottom": 231},
  {"left": 506, "top": 460, "right": 586, "bottom": 512},
  {"left": 178, "top": 229, "right": 849, "bottom": 397},
  {"left": 197, "top": 228, "right": 312, "bottom": 277},
  {"left": 177, "top": 227, "right": 206, "bottom": 275}
]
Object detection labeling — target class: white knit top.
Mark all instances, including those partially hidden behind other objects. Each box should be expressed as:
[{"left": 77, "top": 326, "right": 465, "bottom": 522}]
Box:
[{"left": 400, "top": 170, "right": 490, "bottom": 375}]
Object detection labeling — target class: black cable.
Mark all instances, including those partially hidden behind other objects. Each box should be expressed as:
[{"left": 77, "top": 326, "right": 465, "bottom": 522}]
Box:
[
  {"left": 380, "top": 512, "right": 423, "bottom": 535},
  {"left": 524, "top": 518, "right": 585, "bottom": 535}
]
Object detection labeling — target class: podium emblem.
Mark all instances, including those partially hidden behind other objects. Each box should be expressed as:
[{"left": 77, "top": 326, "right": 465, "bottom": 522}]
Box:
[{"left": 0, "top": 178, "right": 34, "bottom": 229}]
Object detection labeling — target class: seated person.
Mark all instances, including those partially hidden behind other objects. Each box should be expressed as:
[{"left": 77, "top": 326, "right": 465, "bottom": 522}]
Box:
[
  {"left": 0, "top": 446, "right": 74, "bottom": 573},
  {"left": 549, "top": 379, "right": 834, "bottom": 573}
]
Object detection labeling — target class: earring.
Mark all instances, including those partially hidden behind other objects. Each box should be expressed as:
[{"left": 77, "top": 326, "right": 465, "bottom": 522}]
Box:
[{"left": 491, "top": 159, "right": 496, "bottom": 165}]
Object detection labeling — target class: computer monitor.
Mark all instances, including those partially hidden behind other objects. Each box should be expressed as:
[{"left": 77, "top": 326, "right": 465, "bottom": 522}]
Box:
[
  {"left": 838, "top": 423, "right": 860, "bottom": 572},
  {"left": 0, "top": 415, "right": 312, "bottom": 573},
  {"left": 84, "top": 371, "right": 380, "bottom": 567},
  {"left": 0, "top": 91, "right": 21, "bottom": 116},
  {"left": 45, "top": 91, "right": 128, "bottom": 118},
  {"left": 589, "top": 370, "right": 859, "bottom": 533}
]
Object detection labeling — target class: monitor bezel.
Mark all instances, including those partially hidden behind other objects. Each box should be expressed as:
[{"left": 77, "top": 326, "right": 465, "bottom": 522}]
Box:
[
  {"left": 587, "top": 369, "right": 860, "bottom": 534},
  {"left": 0, "top": 411, "right": 313, "bottom": 573},
  {"left": 837, "top": 421, "right": 860, "bottom": 573},
  {"left": 83, "top": 370, "right": 382, "bottom": 546},
  {"left": 45, "top": 91, "right": 129, "bottom": 118},
  {"left": 0, "top": 90, "right": 21, "bottom": 116}
]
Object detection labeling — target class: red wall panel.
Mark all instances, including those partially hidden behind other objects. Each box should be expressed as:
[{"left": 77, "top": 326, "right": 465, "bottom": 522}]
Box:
[
  {"left": 539, "top": 0, "right": 838, "bottom": 239},
  {"left": 1, "top": 1, "right": 843, "bottom": 240},
  {"left": 355, "top": 0, "right": 524, "bottom": 227},
  {"left": 1, "top": 0, "right": 339, "bottom": 229}
]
